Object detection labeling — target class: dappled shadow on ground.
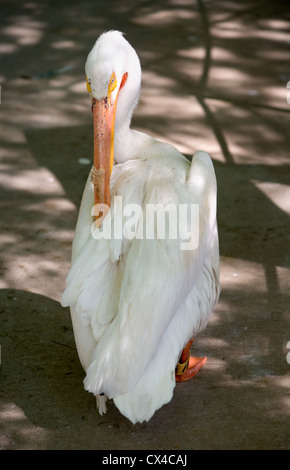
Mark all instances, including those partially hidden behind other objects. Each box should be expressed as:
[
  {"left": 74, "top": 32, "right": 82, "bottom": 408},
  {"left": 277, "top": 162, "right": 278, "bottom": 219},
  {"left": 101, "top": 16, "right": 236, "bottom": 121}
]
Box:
[
  {"left": 0, "top": 0, "right": 290, "bottom": 449},
  {"left": 0, "top": 287, "right": 289, "bottom": 450}
]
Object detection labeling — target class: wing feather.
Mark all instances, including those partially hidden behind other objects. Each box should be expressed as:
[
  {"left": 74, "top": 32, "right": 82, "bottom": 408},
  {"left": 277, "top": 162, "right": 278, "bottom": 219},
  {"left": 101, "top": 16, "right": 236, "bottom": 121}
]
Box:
[
  {"left": 62, "top": 150, "right": 220, "bottom": 422},
  {"left": 84, "top": 151, "right": 220, "bottom": 400}
]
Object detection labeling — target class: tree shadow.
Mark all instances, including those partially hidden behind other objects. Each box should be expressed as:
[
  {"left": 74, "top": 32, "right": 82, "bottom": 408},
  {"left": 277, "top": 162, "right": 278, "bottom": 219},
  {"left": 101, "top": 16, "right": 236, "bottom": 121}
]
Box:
[{"left": 1, "top": 287, "right": 289, "bottom": 450}]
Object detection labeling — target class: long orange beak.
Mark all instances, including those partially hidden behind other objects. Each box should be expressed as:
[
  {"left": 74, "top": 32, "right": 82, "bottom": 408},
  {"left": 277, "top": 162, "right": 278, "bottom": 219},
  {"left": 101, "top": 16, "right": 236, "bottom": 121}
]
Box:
[
  {"left": 90, "top": 72, "right": 128, "bottom": 226},
  {"left": 91, "top": 97, "right": 115, "bottom": 210}
]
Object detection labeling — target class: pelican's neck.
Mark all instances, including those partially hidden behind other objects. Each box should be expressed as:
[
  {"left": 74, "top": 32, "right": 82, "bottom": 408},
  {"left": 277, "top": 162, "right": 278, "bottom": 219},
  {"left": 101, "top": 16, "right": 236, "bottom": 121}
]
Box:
[
  {"left": 114, "top": 79, "right": 154, "bottom": 163},
  {"left": 114, "top": 124, "right": 153, "bottom": 164},
  {"left": 113, "top": 51, "right": 156, "bottom": 163}
]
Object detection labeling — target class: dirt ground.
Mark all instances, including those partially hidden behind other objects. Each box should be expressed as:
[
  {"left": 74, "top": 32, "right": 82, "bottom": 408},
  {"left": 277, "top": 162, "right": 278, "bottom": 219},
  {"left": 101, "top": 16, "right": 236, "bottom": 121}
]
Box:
[{"left": 0, "top": 0, "right": 290, "bottom": 451}]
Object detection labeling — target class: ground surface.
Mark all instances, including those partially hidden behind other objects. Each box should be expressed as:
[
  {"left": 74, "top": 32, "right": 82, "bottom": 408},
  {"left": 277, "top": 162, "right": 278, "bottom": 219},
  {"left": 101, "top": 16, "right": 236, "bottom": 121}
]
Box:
[{"left": 0, "top": 0, "right": 290, "bottom": 451}]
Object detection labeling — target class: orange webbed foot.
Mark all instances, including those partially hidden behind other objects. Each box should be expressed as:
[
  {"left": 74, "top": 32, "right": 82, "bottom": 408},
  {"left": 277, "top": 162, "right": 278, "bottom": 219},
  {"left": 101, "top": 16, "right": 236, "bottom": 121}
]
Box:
[{"left": 175, "top": 338, "right": 207, "bottom": 382}]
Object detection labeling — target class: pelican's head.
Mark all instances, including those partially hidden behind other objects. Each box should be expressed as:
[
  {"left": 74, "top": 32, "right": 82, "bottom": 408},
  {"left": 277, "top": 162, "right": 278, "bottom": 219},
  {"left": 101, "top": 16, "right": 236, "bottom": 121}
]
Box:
[{"left": 85, "top": 31, "right": 141, "bottom": 212}]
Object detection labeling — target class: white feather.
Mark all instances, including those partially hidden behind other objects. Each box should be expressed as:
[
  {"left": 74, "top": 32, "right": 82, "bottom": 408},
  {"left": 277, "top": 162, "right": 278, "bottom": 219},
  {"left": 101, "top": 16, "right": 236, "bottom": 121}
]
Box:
[{"left": 61, "top": 31, "right": 220, "bottom": 423}]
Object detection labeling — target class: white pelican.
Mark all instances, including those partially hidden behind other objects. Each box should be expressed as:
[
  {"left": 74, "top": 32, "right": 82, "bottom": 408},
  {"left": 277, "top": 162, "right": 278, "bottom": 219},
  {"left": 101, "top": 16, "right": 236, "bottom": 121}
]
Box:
[{"left": 61, "top": 30, "right": 220, "bottom": 424}]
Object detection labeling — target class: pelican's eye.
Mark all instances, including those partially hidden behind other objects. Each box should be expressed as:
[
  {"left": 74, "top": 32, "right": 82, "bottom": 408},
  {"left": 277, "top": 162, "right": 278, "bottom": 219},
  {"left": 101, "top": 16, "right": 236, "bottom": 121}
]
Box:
[
  {"left": 86, "top": 75, "right": 91, "bottom": 93},
  {"left": 108, "top": 72, "right": 117, "bottom": 97}
]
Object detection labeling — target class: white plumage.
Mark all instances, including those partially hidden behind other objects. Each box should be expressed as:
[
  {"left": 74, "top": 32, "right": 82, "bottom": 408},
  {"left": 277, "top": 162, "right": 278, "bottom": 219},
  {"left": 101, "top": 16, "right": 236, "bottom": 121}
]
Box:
[{"left": 61, "top": 31, "right": 220, "bottom": 424}]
